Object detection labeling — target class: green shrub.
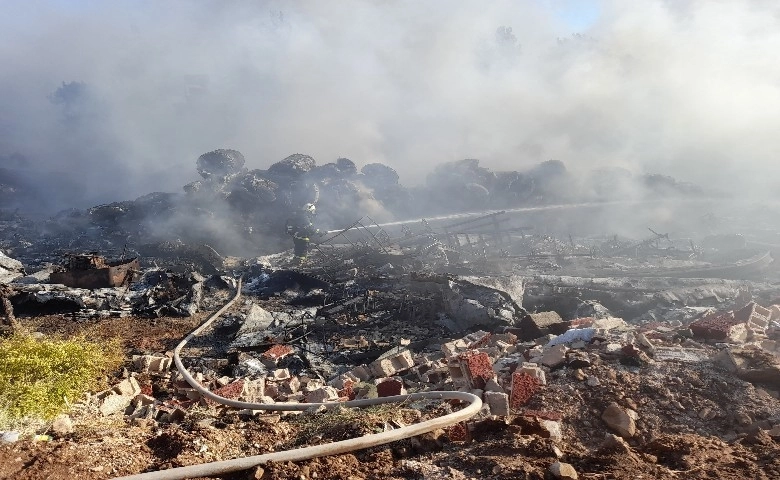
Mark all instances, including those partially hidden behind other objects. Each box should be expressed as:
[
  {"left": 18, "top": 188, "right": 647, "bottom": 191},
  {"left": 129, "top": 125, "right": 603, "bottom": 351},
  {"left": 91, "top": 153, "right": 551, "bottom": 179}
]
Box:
[{"left": 0, "top": 333, "right": 123, "bottom": 421}]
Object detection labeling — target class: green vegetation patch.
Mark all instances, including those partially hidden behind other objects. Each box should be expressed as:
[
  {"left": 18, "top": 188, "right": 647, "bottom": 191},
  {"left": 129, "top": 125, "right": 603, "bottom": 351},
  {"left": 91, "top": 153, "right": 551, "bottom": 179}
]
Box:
[{"left": 0, "top": 333, "right": 123, "bottom": 421}]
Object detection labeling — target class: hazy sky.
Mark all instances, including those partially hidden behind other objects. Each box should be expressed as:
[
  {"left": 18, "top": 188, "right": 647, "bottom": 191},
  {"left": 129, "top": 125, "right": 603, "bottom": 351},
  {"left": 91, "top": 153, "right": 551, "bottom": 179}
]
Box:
[{"left": 2, "top": 0, "right": 779, "bottom": 209}]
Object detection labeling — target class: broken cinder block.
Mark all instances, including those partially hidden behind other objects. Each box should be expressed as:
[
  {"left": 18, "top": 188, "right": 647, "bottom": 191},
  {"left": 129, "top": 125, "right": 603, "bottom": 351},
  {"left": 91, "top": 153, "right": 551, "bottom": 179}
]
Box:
[
  {"left": 484, "top": 391, "right": 509, "bottom": 416},
  {"left": 132, "top": 355, "right": 172, "bottom": 374},
  {"left": 305, "top": 386, "right": 340, "bottom": 403},
  {"left": 369, "top": 349, "right": 414, "bottom": 377},
  {"left": 518, "top": 363, "right": 547, "bottom": 386}
]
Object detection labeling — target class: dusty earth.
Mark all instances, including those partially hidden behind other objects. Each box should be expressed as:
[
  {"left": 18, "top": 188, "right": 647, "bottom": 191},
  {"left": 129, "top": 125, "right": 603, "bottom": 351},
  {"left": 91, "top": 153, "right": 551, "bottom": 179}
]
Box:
[{"left": 2, "top": 307, "right": 780, "bottom": 480}]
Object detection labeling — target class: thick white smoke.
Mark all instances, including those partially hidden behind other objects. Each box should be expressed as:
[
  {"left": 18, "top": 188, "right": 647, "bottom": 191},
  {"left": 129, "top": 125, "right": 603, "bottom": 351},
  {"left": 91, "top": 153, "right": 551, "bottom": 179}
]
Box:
[{"left": 1, "top": 0, "right": 779, "bottom": 213}]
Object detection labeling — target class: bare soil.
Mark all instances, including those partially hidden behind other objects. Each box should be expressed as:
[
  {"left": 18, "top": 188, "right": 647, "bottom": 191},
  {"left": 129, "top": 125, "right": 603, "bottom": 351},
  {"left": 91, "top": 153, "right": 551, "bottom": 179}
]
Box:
[{"left": 1, "top": 312, "right": 780, "bottom": 480}]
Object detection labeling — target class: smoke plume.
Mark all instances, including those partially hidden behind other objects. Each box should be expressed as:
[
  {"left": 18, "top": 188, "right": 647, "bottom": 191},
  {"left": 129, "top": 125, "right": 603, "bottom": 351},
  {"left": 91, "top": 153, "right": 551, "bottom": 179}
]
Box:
[{"left": 1, "top": 0, "right": 779, "bottom": 215}]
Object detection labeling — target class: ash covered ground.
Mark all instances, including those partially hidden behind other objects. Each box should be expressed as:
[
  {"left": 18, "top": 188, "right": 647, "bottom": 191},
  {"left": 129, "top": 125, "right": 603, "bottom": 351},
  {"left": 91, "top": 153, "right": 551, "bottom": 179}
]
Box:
[{"left": 1, "top": 150, "right": 780, "bottom": 480}]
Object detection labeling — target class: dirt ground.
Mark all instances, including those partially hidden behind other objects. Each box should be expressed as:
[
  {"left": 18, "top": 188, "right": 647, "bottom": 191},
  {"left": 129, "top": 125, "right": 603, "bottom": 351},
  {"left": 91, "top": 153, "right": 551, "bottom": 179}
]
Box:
[{"left": 2, "top": 311, "right": 780, "bottom": 480}]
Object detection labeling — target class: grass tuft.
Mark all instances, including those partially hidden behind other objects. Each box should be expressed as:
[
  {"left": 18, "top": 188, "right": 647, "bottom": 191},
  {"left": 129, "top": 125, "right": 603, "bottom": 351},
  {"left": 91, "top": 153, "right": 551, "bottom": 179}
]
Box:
[{"left": 0, "top": 333, "right": 123, "bottom": 425}]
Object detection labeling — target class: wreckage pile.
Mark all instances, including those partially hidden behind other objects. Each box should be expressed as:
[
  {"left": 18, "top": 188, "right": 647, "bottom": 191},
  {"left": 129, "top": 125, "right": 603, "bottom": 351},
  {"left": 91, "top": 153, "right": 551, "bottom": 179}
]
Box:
[
  {"left": 2, "top": 148, "right": 780, "bottom": 478},
  {"left": 2, "top": 220, "right": 780, "bottom": 478},
  {"left": 0, "top": 149, "right": 711, "bottom": 270}
]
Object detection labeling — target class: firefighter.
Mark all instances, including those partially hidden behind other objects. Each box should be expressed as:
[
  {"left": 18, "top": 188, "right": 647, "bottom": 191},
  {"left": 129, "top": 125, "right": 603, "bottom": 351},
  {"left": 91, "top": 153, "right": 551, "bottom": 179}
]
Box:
[{"left": 286, "top": 203, "right": 322, "bottom": 265}]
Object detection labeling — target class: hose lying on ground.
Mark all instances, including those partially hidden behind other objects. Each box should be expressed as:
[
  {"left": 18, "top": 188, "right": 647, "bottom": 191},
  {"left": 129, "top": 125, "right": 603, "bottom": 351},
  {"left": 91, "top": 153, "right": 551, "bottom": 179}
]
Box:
[{"left": 114, "top": 277, "right": 483, "bottom": 480}]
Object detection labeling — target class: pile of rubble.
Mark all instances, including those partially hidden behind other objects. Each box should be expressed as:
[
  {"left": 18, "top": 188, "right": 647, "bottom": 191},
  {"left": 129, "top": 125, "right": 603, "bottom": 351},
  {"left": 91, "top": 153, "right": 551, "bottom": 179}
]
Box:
[
  {"left": 2, "top": 220, "right": 780, "bottom": 478},
  {"left": 2, "top": 150, "right": 780, "bottom": 477},
  {"left": 0, "top": 148, "right": 712, "bottom": 270},
  {"left": 96, "top": 295, "right": 780, "bottom": 427},
  {"left": 49, "top": 266, "right": 780, "bottom": 478}
]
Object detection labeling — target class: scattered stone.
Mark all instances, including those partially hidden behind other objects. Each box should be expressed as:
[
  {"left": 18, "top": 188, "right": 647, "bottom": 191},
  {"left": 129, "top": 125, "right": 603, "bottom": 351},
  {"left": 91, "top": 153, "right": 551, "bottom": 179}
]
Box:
[
  {"left": 541, "top": 344, "right": 568, "bottom": 368},
  {"left": 484, "top": 378, "right": 505, "bottom": 393},
  {"left": 51, "top": 415, "right": 73, "bottom": 435},
  {"left": 653, "top": 347, "right": 709, "bottom": 362},
  {"left": 601, "top": 433, "right": 631, "bottom": 454},
  {"left": 133, "top": 355, "right": 172, "bottom": 374},
  {"left": 549, "top": 461, "right": 578, "bottom": 479},
  {"left": 99, "top": 393, "right": 132, "bottom": 416},
  {"left": 567, "top": 351, "right": 591, "bottom": 369},
  {"left": 369, "top": 349, "right": 415, "bottom": 377},
  {"left": 548, "top": 328, "right": 596, "bottom": 347},
  {"left": 0, "top": 431, "right": 20, "bottom": 443},
  {"left": 410, "top": 429, "right": 446, "bottom": 453},
  {"left": 601, "top": 402, "right": 636, "bottom": 438},
  {"left": 519, "top": 363, "right": 547, "bottom": 385}
]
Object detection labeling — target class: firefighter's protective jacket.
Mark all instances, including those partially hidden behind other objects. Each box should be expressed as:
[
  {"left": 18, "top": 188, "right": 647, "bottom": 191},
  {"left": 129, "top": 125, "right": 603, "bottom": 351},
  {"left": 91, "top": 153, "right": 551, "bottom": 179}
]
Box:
[{"left": 286, "top": 212, "right": 319, "bottom": 241}]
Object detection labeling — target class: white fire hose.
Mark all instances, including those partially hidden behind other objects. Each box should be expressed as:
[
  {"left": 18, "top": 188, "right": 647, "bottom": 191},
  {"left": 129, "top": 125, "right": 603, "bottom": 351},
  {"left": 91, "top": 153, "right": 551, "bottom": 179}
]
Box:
[{"left": 113, "top": 277, "right": 482, "bottom": 480}]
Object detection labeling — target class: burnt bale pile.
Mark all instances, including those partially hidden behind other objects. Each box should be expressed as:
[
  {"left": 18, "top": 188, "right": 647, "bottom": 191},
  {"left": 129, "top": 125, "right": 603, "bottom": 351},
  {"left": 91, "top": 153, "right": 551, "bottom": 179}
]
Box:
[{"left": 0, "top": 147, "right": 710, "bottom": 269}]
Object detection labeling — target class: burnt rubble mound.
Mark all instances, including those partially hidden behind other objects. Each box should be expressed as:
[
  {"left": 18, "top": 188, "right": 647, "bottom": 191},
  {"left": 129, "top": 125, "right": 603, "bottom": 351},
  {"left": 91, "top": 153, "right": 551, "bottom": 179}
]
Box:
[
  {"left": 0, "top": 163, "right": 780, "bottom": 478},
  {"left": 0, "top": 149, "right": 715, "bottom": 270},
  {"left": 3, "top": 224, "right": 780, "bottom": 478}
]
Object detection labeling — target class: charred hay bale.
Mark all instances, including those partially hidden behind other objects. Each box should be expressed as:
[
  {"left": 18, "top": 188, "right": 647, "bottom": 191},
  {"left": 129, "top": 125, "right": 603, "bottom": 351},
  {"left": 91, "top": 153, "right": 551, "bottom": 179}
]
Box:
[
  {"left": 183, "top": 180, "right": 203, "bottom": 194},
  {"left": 361, "top": 163, "right": 399, "bottom": 188},
  {"left": 268, "top": 154, "right": 316, "bottom": 178},
  {"left": 335, "top": 157, "right": 357, "bottom": 176},
  {"left": 529, "top": 159, "right": 567, "bottom": 179},
  {"left": 318, "top": 179, "right": 360, "bottom": 203},
  {"left": 88, "top": 201, "right": 136, "bottom": 226},
  {"left": 507, "top": 173, "right": 535, "bottom": 198},
  {"left": 45, "top": 208, "right": 91, "bottom": 233},
  {"left": 239, "top": 170, "right": 278, "bottom": 203},
  {"left": 132, "top": 192, "right": 176, "bottom": 217},
  {"left": 307, "top": 163, "right": 341, "bottom": 181},
  {"left": 370, "top": 183, "right": 412, "bottom": 214},
  {"left": 196, "top": 149, "right": 246, "bottom": 180},
  {"left": 0, "top": 169, "right": 21, "bottom": 203},
  {"left": 283, "top": 181, "right": 320, "bottom": 207},
  {"left": 526, "top": 160, "right": 571, "bottom": 202},
  {"left": 427, "top": 158, "right": 495, "bottom": 190},
  {"left": 226, "top": 187, "right": 261, "bottom": 216}
]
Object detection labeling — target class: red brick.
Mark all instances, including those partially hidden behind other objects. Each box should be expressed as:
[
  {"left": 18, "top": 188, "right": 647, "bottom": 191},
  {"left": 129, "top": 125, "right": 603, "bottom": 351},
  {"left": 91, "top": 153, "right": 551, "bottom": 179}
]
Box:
[
  {"left": 338, "top": 379, "right": 356, "bottom": 401},
  {"left": 262, "top": 344, "right": 294, "bottom": 361},
  {"left": 510, "top": 372, "right": 541, "bottom": 410},
  {"left": 569, "top": 317, "right": 595, "bottom": 328},
  {"left": 690, "top": 311, "right": 741, "bottom": 340},
  {"left": 376, "top": 378, "right": 406, "bottom": 397},
  {"left": 467, "top": 332, "right": 492, "bottom": 349},
  {"left": 167, "top": 398, "right": 195, "bottom": 410},
  {"left": 621, "top": 344, "right": 642, "bottom": 357},
  {"left": 140, "top": 383, "right": 153, "bottom": 397},
  {"left": 447, "top": 422, "right": 471, "bottom": 442},
  {"left": 458, "top": 350, "right": 495, "bottom": 390},
  {"left": 205, "top": 380, "right": 244, "bottom": 406}
]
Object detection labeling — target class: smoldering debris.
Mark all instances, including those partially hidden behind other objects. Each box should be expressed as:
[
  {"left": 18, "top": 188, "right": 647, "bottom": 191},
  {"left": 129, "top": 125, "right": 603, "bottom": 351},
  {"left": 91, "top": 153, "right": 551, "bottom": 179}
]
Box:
[
  {"left": 3, "top": 182, "right": 780, "bottom": 478},
  {"left": 1, "top": 146, "right": 780, "bottom": 475},
  {"left": 0, "top": 149, "right": 719, "bottom": 268},
  {"left": 37, "top": 236, "right": 780, "bottom": 452}
]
